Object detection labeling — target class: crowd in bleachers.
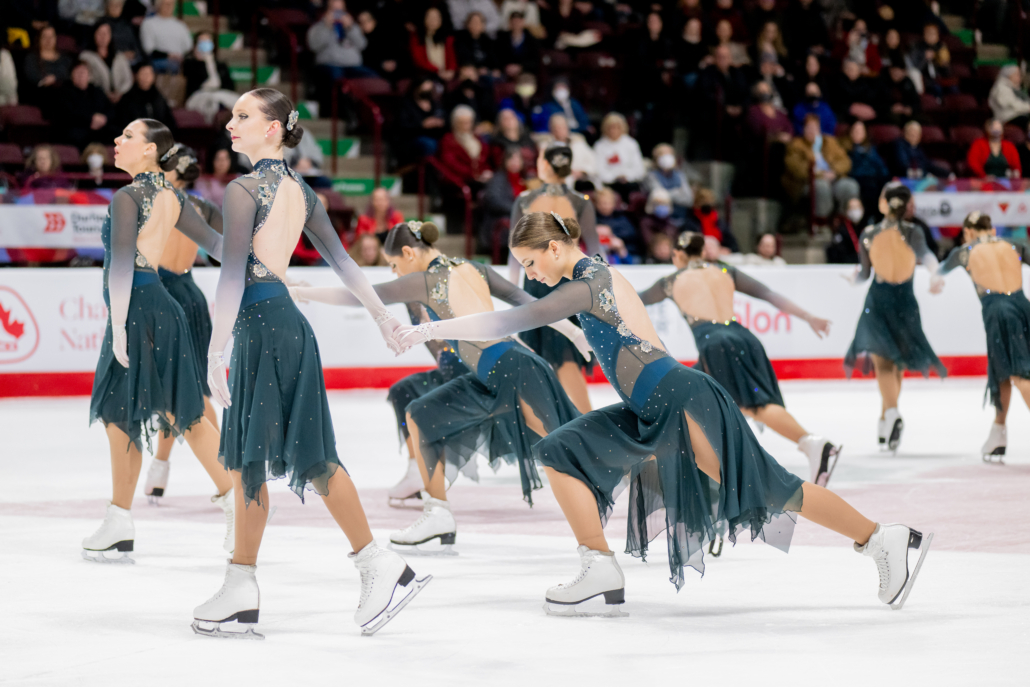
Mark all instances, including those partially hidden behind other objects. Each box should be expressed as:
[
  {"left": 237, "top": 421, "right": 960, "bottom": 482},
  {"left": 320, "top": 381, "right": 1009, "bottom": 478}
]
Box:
[{"left": 1, "top": 0, "right": 1028, "bottom": 268}]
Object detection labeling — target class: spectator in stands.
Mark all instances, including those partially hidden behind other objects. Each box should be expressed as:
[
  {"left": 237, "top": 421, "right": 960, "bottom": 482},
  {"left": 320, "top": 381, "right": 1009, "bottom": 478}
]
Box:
[
  {"left": 22, "top": 25, "right": 71, "bottom": 108},
  {"left": 80, "top": 22, "right": 132, "bottom": 104},
  {"left": 546, "top": 0, "right": 603, "bottom": 53},
  {"left": 892, "top": 121, "right": 950, "bottom": 178},
  {"left": 444, "top": 63, "right": 496, "bottom": 130},
  {"left": 449, "top": 0, "right": 501, "bottom": 38},
  {"left": 826, "top": 197, "right": 865, "bottom": 263},
  {"left": 0, "top": 48, "right": 17, "bottom": 105},
  {"left": 500, "top": 0, "right": 544, "bottom": 36},
  {"left": 743, "top": 233, "right": 787, "bottom": 266},
  {"left": 479, "top": 146, "right": 526, "bottom": 255},
  {"left": 909, "top": 22, "right": 952, "bottom": 97},
  {"left": 82, "top": 142, "right": 109, "bottom": 187},
  {"left": 646, "top": 233, "right": 674, "bottom": 264},
  {"left": 531, "top": 76, "right": 590, "bottom": 135},
  {"left": 989, "top": 65, "right": 1030, "bottom": 130},
  {"left": 798, "top": 52, "right": 828, "bottom": 96},
  {"left": 58, "top": 0, "right": 106, "bottom": 45},
  {"left": 967, "top": 118, "right": 1023, "bottom": 179},
  {"left": 355, "top": 186, "right": 405, "bottom": 237},
  {"left": 454, "top": 11, "right": 498, "bottom": 76},
  {"left": 195, "top": 147, "right": 237, "bottom": 205},
  {"left": 754, "top": 52, "right": 792, "bottom": 111},
  {"left": 397, "top": 77, "right": 447, "bottom": 160},
  {"left": 746, "top": 79, "right": 793, "bottom": 146},
  {"left": 878, "top": 63, "right": 921, "bottom": 125},
  {"left": 182, "top": 32, "right": 237, "bottom": 124},
  {"left": 783, "top": 0, "right": 829, "bottom": 59},
  {"left": 594, "top": 185, "right": 643, "bottom": 259},
  {"left": 696, "top": 44, "right": 749, "bottom": 160},
  {"left": 139, "top": 0, "right": 193, "bottom": 74},
  {"left": 792, "top": 81, "right": 835, "bottom": 135},
  {"left": 645, "top": 143, "right": 693, "bottom": 225},
  {"left": 878, "top": 28, "right": 905, "bottom": 72},
  {"left": 640, "top": 187, "right": 678, "bottom": 246},
  {"left": 115, "top": 62, "right": 175, "bottom": 132},
  {"left": 409, "top": 6, "right": 456, "bottom": 82},
  {"left": 708, "top": 0, "right": 748, "bottom": 42},
  {"left": 753, "top": 21, "right": 788, "bottom": 67},
  {"left": 439, "top": 104, "right": 493, "bottom": 187},
  {"left": 593, "top": 112, "right": 646, "bottom": 199},
  {"left": 358, "top": 11, "right": 404, "bottom": 81},
  {"left": 347, "top": 233, "right": 389, "bottom": 267},
  {"left": 713, "top": 19, "right": 749, "bottom": 67},
  {"left": 783, "top": 113, "right": 858, "bottom": 219},
  {"left": 497, "top": 11, "right": 541, "bottom": 78},
  {"left": 683, "top": 187, "right": 739, "bottom": 254},
  {"left": 307, "top": 1, "right": 375, "bottom": 87},
  {"left": 489, "top": 108, "right": 535, "bottom": 173},
  {"left": 832, "top": 58, "right": 878, "bottom": 122},
  {"left": 747, "top": 0, "right": 782, "bottom": 43},
  {"left": 839, "top": 18, "right": 880, "bottom": 75},
  {"left": 101, "top": 0, "right": 140, "bottom": 60},
  {"left": 18, "top": 144, "right": 72, "bottom": 190},
  {"left": 60, "top": 61, "right": 113, "bottom": 150},
  {"left": 842, "top": 119, "right": 889, "bottom": 215},
  {"left": 1017, "top": 121, "right": 1030, "bottom": 177},
  {"left": 546, "top": 112, "right": 596, "bottom": 189},
  {"left": 675, "top": 18, "right": 707, "bottom": 87},
  {"left": 629, "top": 11, "right": 676, "bottom": 98},
  {"left": 498, "top": 72, "right": 537, "bottom": 124},
  {"left": 597, "top": 224, "right": 631, "bottom": 264}
]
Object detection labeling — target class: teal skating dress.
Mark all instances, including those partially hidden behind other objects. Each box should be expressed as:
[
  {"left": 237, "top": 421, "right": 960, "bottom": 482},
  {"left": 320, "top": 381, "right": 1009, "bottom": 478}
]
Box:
[
  {"left": 89, "top": 172, "right": 223, "bottom": 451},
  {"left": 326, "top": 255, "right": 581, "bottom": 503},
  {"left": 939, "top": 237, "right": 1030, "bottom": 410},
  {"left": 639, "top": 261, "right": 785, "bottom": 410},
  {"left": 158, "top": 195, "right": 222, "bottom": 397},
  {"left": 213, "top": 159, "right": 395, "bottom": 504},
  {"left": 844, "top": 219, "right": 947, "bottom": 378},
  {"left": 416, "top": 256, "right": 805, "bottom": 589}
]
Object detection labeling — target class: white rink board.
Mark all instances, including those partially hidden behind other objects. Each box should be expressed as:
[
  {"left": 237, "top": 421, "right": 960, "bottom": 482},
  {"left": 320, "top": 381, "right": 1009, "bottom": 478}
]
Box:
[{"left": 0, "top": 264, "right": 1015, "bottom": 373}]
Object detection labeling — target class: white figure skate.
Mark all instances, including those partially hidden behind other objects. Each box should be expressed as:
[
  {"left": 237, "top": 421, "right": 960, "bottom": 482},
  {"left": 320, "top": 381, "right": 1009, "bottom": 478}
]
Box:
[
  {"left": 192, "top": 559, "right": 264, "bottom": 639},
  {"left": 388, "top": 459, "right": 425, "bottom": 509},
  {"left": 798, "top": 435, "right": 841, "bottom": 487},
  {"left": 881, "top": 408, "right": 903, "bottom": 453},
  {"left": 388, "top": 497, "right": 457, "bottom": 556},
  {"left": 351, "top": 542, "right": 431, "bottom": 636},
  {"left": 211, "top": 489, "right": 235, "bottom": 553},
  {"left": 544, "top": 546, "right": 628, "bottom": 618},
  {"left": 144, "top": 459, "right": 170, "bottom": 505},
  {"left": 855, "top": 523, "right": 933, "bottom": 610},
  {"left": 981, "top": 423, "right": 1006, "bottom": 464},
  {"left": 82, "top": 503, "right": 135, "bottom": 564}
]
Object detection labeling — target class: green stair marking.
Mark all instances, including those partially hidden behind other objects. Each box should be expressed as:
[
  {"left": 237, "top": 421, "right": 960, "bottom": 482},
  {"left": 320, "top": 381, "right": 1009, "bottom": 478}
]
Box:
[
  {"left": 179, "top": 1, "right": 201, "bottom": 16},
  {"left": 332, "top": 177, "right": 399, "bottom": 196},
  {"left": 217, "top": 33, "right": 243, "bottom": 50},
  {"left": 296, "top": 101, "right": 317, "bottom": 120},
  {"left": 318, "top": 138, "right": 359, "bottom": 158},
  {"left": 974, "top": 58, "right": 1018, "bottom": 68},
  {"left": 229, "top": 65, "right": 280, "bottom": 85},
  {"left": 954, "top": 28, "right": 974, "bottom": 47}
]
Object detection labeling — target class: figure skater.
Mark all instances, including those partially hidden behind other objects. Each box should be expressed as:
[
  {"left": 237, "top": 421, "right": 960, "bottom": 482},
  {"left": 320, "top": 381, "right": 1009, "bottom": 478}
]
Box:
[
  {"left": 397, "top": 211, "right": 933, "bottom": 616},
  {"left": 935, "top": 211, "right": 1030, "bottom": 462},
  {"left": 638, "top": 231, "right": 841, "bottom": 487},
  {"left": 83, "top": 120, "right": 235, "bottom": 563},
  {"left": 844, "top": 182, "right": 946, "bottom": 451},
  {"left": 291, "top": 220, "right": 587, "bottom": 554},
  {"left": 191, "top": 90, "right": 428, "bottom": 639}
]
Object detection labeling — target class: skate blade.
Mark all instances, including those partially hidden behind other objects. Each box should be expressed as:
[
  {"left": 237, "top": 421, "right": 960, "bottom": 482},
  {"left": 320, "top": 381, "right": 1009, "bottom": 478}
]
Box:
[
  {"left": 891, "top": 532, "right": 933, "bottom": 611},
  {"left": 543, "top": 597, "right": 628, "bottom": 618},
  {"left": 191, "top": 620, "right": 265, "bottom": 640},
  {"left": 361, "top": 574, "right": 432, "bottom": 636},
  {"left": 266, "top": 505, "right": 278, "bottom": 525},
  {"left": 707, "top": 536, "right": 724, "bottom": 558},
  {"left": 387, "top": 542, "right": 458, "bottom": 557},
  {"left": 81, "top": 549, "right": 135, "bottom": 565},
  {"left": 981, "top": 450, "right": 1005, "bottom": 465},
  {"left": 146, "top": 494, "right": 162, "bottom": 506},
  {"left": 817, "top": 446, "right": 843, "bottom": 488}
]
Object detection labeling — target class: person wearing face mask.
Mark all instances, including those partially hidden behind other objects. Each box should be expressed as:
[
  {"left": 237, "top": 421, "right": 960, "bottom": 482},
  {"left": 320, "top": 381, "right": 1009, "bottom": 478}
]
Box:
[
  {"left": 531, "top": 76, "right": 591, "bottom": 135},
  {"left": 644, "top": 143, "right": 694, "bottom": 225},
  {"left": 182, "top": 32, "right": 238, "bottom": 125},
  {"left": 827, "top": 197, "right": 866, "bottom": 264},
  {"left": 791, "top": 81, "right": 836, "bottom": 135},
  {"left": 498, "top": 72, "right": 538, "bottom": 125},
  {"left": 640, "top": 187, "right": 678, "bottom": 248},
  {"left": 682, "top": 187, "right": 739, "bottom": 254},
  {"left": 967, "top": 118, "right": 1023, "bottom": 179},
  {"left": 444, "top": 63, "right": 496, "bottom": 130},
  {"left": 397, "top": 77, "right": 447, "bottom": 161}
]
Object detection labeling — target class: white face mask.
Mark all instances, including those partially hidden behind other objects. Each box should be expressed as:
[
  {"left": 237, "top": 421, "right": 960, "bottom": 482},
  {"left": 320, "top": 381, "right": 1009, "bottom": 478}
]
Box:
[
  {"left": 657, "top": 153, "right": 676, "bottom": 170},
  {"left": 846, "top": 207, "right": 864, "bottom": 222},
  {"left": 553, "top": 88, "right": 570, "bottom": 102},
  {"left": 87, "top": 153, "right": 104, "bottom": 170}
]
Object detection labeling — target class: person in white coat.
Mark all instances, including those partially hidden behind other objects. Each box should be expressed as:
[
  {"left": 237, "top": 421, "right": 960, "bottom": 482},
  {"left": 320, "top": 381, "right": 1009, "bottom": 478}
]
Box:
[
  {"left": 593, "top": 112, "right": 646, "bottom": 199},
  {"left": 989, "top": 65, "right": 1030, "bottom": 130}
]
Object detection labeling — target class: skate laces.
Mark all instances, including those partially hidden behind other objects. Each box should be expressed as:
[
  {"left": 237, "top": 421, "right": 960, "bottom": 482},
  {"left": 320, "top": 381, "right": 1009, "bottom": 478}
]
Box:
[
  {"left": 402, "top": 504, "right": 436, "bottom": 534},
  {"left": 557, "top": 555, "right": 594, "bottom": 590},
  {"left": 873, "top": 551, "right": 890, "bottom": 593},
  {"left": 355, "top": 549, "right": 384, "bottom": 610}
]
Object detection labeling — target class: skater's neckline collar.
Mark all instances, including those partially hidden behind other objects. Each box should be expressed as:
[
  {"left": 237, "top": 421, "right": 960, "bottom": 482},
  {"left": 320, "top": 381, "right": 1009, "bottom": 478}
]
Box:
[
  {"left": 132, "top": 171, "right": 169, "bottom": 186},
  {"left": 253, "top": 158, "right": 289, "bottom": 173}
]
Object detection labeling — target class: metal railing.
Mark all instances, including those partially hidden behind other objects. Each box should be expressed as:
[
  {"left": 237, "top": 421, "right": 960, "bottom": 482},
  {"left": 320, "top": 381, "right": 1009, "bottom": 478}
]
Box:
[
  {"left": 330, "top": 79, "right": 384, "bottom": 183},
  {"left": 418, "top": 157, "right": 474, "bottom": 259}
]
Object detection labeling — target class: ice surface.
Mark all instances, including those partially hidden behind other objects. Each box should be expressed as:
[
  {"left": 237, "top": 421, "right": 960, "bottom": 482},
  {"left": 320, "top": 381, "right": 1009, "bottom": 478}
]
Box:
[{"left": 1, "top": 378, "right": 1027, "bottom": 685}]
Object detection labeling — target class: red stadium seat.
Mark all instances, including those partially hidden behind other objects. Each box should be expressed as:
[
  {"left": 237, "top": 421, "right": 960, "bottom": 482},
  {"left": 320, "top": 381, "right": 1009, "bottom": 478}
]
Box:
[
  {"left": 172, "top": 108, "right": 208, "bottom": 129},
  {"left": 0, "top": 105, "right": 46, "bottom": 126},
  {"left": 1003, "top": 124, "right": 1027, "bottom": 146},
  {"left": 0, "top": 143, "right": 24, "bottom": 166},
  {"left": 950, "top": 125, "right": 985, "bottom": 147},
  {"left": 868, "top": 124, "right": 902, "bottom": 146},
  {"left": 920, "top": 125, "right": 946, "bottom": 143},
  {"left": 50, "top": 144, "right": 82, "bottom": 168},
  {"left": 944, "top": 93, "right": 979, "bottom": 111},
  {"left": 55, "top": 34, "right": 78, "bottom": 53},
  {"left": 920, "top": 93, "right": 942, "bottom": 112}
]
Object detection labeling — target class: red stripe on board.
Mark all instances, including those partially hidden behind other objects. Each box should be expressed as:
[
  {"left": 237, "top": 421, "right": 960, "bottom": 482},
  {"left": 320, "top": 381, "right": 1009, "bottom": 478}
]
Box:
[{"left": 0, "top": 356, "right": 989, "bottom": 398}]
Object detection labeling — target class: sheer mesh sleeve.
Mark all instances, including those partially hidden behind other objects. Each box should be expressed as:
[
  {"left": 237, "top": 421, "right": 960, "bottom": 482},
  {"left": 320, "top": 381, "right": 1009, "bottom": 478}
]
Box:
[
  {"left": 1012, "top": 240, "right": 1030, "bottom": 264},
  {"left": 483, "top": 264, "right": 535, "bottom": 306},
  {"left": 638, "top": 275, "right": 671, "bottom": 305},
  {"left": 297, "top": 273, "right": 430, "bottom": 307},
  {"left": 857, "top": 228, "right": 873, "bottom": 281},
  {"left": 203, "top": 198, "right": 224, "bottom": 234},
  {"left": 209, "top": 180, "right": 256, "bottom": 354},
  {"left": 423, "top": 279, "right": 594, "bottom": 342},
  {"left": 507, "top": 196, "right": 527, "bottom": 281},
  {"left": 906, "top": 221, "right": 931, "bottom": 263},
  {"left": 578, "top": 199, "right": 602, "bottom": 258},
  {"left": 175, "top": 194, "right": 223, "bottom": 260},
  {"left": 733, "top": 265, "right": 819, "bottom": 322},
  {"left": 302, "top": 189, "right": 395, "bottom": 324},
  {"left": 938, "top": 246, "right": 966, "bottom": 275},
  {"left": 108, "top": 191, "right": 140, "bottom": 328}
]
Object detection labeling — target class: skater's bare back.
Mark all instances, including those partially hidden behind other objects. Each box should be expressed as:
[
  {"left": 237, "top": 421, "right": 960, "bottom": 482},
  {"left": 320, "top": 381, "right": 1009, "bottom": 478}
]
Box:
[
  {"left": 668, "top": 266, "right": 737, "bottom": 324},
  {"left": 608, "top": 266, "right": 666, "bottom": 354},
  {"left": 868, "top": 228, "right": 917, "bottom": 284},
  {"left": 966, "top": 241, "right": 1024, "bottom": 294},
  {"left": 135, "top": 188, "right": 184, "bottom": 270},
  {"left": 159, "top": 227, "right": 200, "bottom": 274},
  {"left": 251, "top": 175, "right": 306, "bottom": 282}
]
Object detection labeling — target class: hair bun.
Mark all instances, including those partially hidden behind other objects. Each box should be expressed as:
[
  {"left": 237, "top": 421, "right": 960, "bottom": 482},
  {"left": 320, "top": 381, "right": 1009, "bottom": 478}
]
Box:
[{"left": 282, "top": 124, "right": 304, "bottom": 149}]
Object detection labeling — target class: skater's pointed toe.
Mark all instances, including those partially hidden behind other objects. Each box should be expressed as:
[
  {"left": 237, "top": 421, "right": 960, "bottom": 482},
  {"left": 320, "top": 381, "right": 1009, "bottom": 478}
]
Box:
[{"left": 351, "top": 542, "right": 430, "bottom": 634}]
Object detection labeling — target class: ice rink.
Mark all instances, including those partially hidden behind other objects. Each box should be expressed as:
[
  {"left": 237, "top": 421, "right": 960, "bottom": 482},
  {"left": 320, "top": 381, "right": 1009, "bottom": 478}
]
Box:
[{"left": 2, "top": 377, "right": 1028, "bottom": 686}]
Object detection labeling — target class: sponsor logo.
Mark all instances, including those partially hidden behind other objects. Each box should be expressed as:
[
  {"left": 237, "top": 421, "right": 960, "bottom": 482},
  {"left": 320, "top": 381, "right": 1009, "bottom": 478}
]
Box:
[
  {"left": 44, "top": 212, "right": 66, "bottom": 233},
  {"left": 0, "top": 287, "right": 41, "bottom": 364}
]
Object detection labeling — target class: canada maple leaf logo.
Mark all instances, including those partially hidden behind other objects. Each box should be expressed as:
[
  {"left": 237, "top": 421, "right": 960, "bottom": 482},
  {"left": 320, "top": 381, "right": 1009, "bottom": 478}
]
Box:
[{"left": 0, "top": 302, "right": 25, "bottom": 339}]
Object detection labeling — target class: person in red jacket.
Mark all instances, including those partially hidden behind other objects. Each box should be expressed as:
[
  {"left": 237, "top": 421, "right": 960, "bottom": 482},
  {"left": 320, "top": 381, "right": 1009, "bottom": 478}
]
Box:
[
  {"left": 409, "top": 6, "right": 456, "bottom": 81},
  {"left": 355, "top": 186, "right": 405, "bottom": 237},
  {"left": 967, "top": 118, "right": 1023, "bottom": 178},
  {"left": 438, "top": 104, "right": 493, "bottom": 187}
]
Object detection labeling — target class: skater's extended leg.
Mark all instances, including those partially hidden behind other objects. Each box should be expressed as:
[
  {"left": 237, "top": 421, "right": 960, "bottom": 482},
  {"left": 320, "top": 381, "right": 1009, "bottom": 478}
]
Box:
[
  {"left": 107, "top": 423, "right": 143, "bottom": 510},
  {"left": 406, "top": 412, "right": 447, "bottom": 500},
  {"left": 179, "top": 416, "right": 233, "bottom": 496},
  {"left": 798, "top": 482, "right": 876, "bottom": 544},
  {"left": 994, "top": 379, "right": 1012, "bottom": 424},
  {"left": 744, "top": 404, "right": 807, "bottom": 443},
  {"left": 556, "top": 360, "right": 592, "bottom": 414},
  {"left": 1012, "top": 376, "right": 1030, "bottom": 410},
  {"left": 320, "top": 468, "right": 374, "bottom": 554},
  {"left": 543, "top": 467, "right": 609, "bottom": 552},
  {"left": 231, "top": 471, "right": 267, "bottom": 566},
  {"left": 872, "top": 354, "right": 900, "bottom": 417}
]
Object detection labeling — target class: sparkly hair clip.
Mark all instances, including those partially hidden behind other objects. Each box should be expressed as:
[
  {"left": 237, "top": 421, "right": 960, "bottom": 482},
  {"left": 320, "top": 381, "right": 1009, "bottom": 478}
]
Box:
[
  {"left": 407, "top": 220, "right": 424, "bottom": 241},
  {"left": 550, "top": 211, "right": 569, "bottom": 236},
  {"left": 175, "top": 154, "right": 196, "bottom": 174},
  {"left": 286, "top": 110, "right": 299, "bottom": 132},
  {"left": 160, "top": 143, "right": 181, "bottom": 163}
]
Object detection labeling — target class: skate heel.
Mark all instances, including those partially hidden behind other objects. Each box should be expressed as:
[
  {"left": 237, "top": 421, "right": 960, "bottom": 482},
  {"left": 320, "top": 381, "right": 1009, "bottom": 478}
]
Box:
[
  {"left": 398, "top": 566, "right": 415, "bottom": 586},
  {"left": 82, "top": 540, "right": 135, "bottom": 564},
  {"left": 602, "top": 589, "right": 625, "bottom": 605},
  {"left": 907, "top": 529, "right": 922, "bottom": 550},
  {"left": 115, "top": 540, "right": 134, "bottom": 552},
  {"left": 235, "top": 609, "right": 259, "bottom": 623},
  {"left": 438, "top": 533, "right": 456, "bottom": 546}
]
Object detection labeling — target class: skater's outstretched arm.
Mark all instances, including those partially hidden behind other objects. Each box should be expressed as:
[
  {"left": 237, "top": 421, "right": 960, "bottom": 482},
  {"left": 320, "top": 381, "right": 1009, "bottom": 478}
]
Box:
[
  {"left": 483, "top": 267, "right": 589, "bottom": 352},
  {"left": 936, "top": 246, "right": 966, "bottom": 276},
  {"left": 637, "top": 275, "right": 672, "bottom": 305},
  {"left": 907, "top": 226, "right": 944, "bottom": 291},
  {"left": 732, "top": 267, "right": 831, "bottom": 337},
  {"left": 107, "top": 190, "right": 141, "bottom": 367},
  {"left": 291, "top": 273, "right": 429, "bottom": 308},
  {"left": 174, "top": 194, "right": 223, "bottom": 260},
  {"left": 854, "top": 228, "right": 873, "bottom": 282}
]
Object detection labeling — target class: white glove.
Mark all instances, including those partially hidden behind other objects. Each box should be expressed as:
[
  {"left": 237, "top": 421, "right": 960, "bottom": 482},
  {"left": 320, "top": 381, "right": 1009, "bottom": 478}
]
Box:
[
  {"left": 572, "top": 329, "right": 592, "bottom": 362},
  {"left": 929, "top": 274, "right": 945, "bottom": 294},
  {"left": 112, "top": 324, "right": 129, "bottom": 368},
  {"left": 288, "top": 286, "right": 309, "bottom": 304},
  {"left": 207, "top": 351, "right": 231, "bottom": 408},
  {"left": 375, "top": 313, "right": 404, "bottom": 356},
  {"left": 395, "top": 322, "right": 431, "bottom": 353}
]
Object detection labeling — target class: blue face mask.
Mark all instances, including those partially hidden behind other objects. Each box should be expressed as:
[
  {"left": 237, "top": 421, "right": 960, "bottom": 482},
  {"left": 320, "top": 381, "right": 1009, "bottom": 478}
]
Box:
[
  {"left": 653, "top": 204, "right": 671, "bottom": 219},
  {"left": 198, "top": 39, "right": 214, "bottom": 54}
]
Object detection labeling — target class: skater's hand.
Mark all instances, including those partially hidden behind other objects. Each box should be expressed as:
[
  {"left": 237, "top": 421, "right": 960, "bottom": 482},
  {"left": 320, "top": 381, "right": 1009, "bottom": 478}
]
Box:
[
  {"left": 839, "top": 269, "right": 858, "bottom": 286},
  {"left": 208, "top": 351, "right": 231, "bottom": 408},
  {"left": 112, "top": 324, "right": 129, "bottom": 368},
  {"left": 929, "top": 274, "right": 945, "bottom": 294},
  {"left": 572, "top": 329, "right": 593, "bottom": 362},
  {"left": 288, "top": 286, "right": 309, "bottom": 304},
  {"left": 376, "top": 314, "right": 405, "bottom": 356},
  {"left": 283, "top": 275, "right": 310, "bottom": 289},
  {"left": 395, "top": 323, "right": 430, "bottom": 352},
  {"left": 806, "top": 316, "right": 831, "bottom": 338}
]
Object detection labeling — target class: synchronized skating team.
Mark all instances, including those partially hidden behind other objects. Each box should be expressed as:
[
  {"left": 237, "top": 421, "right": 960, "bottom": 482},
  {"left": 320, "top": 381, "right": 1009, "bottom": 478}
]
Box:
[{"left": 80, "top": 89, "right": 1030, "bottom": 638}]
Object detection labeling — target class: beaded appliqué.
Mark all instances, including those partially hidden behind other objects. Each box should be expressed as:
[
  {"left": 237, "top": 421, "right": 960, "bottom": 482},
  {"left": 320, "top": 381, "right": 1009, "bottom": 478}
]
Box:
[
  {"left": 257, "top": 183, "right": 273, "bottom": 207},
  {"left": 251, "top": 261, "right": 268, "bottom": 278},
  {"left": 599, "top": 289, "right": 615, "bottom": 312},
  {"left": 430, "top": 281, "right": 447, "bottom": 303},
  {"left": 373, "top": 311, "right": 394, "bottom": 325},
  {"left": 135, "top": 251, "right": 153, "bottom": 269},
  {"left": 415, "top": 321, "right": 437, "bottom": 340},
  {"left": 426, "top": 255, "right": 465, "bottom": 274}
]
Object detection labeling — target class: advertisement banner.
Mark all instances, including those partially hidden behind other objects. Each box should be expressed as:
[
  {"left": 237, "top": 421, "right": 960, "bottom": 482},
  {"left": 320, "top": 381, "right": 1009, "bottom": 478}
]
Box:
[
  {"left": 913, "top": 192, "right": 1030, "bottom": 226},
  {"left": 0, "top": 205, "right": 108, "bottom": 248}
]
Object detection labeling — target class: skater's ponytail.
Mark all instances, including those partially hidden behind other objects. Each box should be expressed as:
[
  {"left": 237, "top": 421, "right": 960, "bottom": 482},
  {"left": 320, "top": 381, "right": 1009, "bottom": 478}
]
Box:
[
  {"left": 674, "top": 231, "right": 704, "bottom": 257},
  {"left": 383, "top": 220, "right": 441, "bottom": 255}
]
